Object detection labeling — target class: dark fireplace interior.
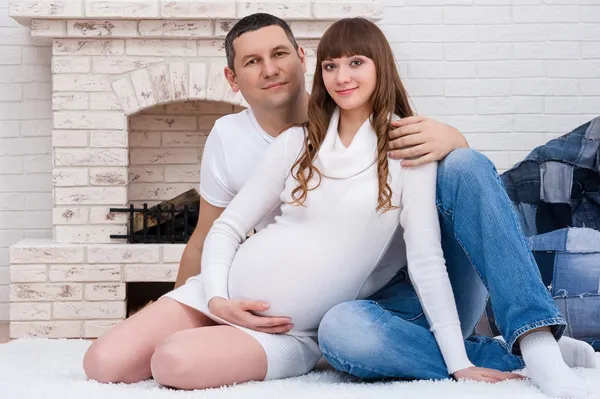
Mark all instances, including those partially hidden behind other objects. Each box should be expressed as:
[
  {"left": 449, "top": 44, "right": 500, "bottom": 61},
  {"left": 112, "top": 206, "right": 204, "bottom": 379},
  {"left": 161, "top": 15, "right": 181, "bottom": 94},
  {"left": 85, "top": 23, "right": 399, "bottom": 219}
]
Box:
[{"left": 127, "top": 282, "right": 175, "bottom": 317}]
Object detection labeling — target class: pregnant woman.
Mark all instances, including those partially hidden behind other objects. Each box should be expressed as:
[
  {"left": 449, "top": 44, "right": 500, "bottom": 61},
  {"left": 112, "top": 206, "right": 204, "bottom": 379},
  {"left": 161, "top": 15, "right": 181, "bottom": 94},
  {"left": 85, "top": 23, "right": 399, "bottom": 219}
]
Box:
[{"left": 160, "top": 17, "right": 471, "bottom": 384}]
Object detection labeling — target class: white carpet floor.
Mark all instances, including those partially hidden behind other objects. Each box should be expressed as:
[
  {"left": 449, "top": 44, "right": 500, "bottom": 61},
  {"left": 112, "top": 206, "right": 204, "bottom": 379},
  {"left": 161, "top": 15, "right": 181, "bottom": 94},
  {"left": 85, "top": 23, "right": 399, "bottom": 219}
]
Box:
[{"left": 1, "top": 339, "right": 599, "bottom": 399}]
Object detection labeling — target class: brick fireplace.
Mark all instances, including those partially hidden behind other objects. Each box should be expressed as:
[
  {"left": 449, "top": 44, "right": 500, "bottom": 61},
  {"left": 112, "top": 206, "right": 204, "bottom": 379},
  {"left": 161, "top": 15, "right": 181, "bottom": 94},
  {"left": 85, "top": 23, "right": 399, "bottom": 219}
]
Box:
[{"left": 7, "top": 0, "right": 382, "bottom": 339}]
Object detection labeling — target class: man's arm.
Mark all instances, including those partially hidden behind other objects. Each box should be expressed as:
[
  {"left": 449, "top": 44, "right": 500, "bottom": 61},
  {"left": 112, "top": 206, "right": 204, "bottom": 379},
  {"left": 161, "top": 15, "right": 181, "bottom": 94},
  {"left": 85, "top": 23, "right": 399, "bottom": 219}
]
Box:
[
  {"left": 175, "top": 119, "right": 230, "bottom": 288},
  {"left": 387, "top": 116, "right": 469, "bottom": 167},
  {"left": 174, "top": 197, "right": 224, "bottom": 288}
]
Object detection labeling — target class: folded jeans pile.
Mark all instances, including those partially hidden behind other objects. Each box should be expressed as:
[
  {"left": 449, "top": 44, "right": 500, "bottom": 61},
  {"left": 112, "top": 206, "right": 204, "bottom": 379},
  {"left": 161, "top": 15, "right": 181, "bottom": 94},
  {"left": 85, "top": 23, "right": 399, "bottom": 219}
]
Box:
[{"left": 497, "top": 116, "right": 600, "bottom": 350}]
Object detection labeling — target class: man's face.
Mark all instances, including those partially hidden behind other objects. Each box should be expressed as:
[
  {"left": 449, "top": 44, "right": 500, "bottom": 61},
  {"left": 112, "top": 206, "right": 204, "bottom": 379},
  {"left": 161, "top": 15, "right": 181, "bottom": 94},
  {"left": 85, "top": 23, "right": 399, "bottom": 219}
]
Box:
[{"left": 225, "top": 25, "right": 307, "bottom": 112}]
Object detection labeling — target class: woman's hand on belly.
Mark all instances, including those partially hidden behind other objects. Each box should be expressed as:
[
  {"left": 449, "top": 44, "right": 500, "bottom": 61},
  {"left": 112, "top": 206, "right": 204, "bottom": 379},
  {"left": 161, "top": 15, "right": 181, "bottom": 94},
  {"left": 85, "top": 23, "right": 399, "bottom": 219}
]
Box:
[{"left": 208, "top": 297, "right": 294, "bottom": 334}]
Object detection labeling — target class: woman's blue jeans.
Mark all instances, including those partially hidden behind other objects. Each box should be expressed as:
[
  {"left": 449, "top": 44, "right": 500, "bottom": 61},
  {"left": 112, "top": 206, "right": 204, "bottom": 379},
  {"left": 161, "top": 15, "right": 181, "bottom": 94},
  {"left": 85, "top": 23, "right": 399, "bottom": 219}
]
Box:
[{"left": 318, "top": 149, "right": 567, "bottom": 380}]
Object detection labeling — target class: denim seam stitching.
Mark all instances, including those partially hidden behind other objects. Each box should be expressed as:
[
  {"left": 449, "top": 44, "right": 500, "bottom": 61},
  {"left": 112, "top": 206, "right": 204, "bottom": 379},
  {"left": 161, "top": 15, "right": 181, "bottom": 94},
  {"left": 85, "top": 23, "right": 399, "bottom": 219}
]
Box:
[
  {"left": 436, "top": 201, "right": 454, "bottom": 219},
  {"left": 507, "top": 317, "right": 567, "bottom": 351}
]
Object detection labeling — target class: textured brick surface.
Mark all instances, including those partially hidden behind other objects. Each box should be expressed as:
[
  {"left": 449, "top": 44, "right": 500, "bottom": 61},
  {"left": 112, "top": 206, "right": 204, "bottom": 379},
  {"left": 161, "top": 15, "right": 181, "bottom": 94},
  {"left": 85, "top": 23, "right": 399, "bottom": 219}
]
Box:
[
  {"left": 10, "top": 321, "right": 83, "bottom": 338},
  {"left": 83, "top": 319, "right": 120, "bottom": 337}
]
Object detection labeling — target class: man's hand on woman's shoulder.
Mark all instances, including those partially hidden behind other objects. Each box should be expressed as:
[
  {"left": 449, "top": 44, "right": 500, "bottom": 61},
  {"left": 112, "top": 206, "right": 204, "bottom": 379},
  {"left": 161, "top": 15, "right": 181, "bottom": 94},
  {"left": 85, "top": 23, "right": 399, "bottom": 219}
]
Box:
[
  {"left": 208, "top": 297, "right": 294, "bottom": 334},
  {"left": 388, "top": 116, "right": 469, "bottom": 167}
]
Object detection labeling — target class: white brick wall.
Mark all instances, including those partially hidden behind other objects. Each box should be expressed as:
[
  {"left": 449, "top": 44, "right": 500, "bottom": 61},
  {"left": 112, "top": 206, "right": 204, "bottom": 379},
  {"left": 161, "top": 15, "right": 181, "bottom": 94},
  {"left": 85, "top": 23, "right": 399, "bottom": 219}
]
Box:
[
  {"left": 8, "top": 239, "right": 183, "bottom": 337},
  {"left": 1, "top": 1, "right": 600, "bottom": 322},
  {"left": 377, "top": 0, "right": 600, "bottom": 168},
  {"left": 128, "top": 102, "right": 244, "bottom": 205},
  {"left": 0, "top": 1, "right": 53, "bottom": 321}
]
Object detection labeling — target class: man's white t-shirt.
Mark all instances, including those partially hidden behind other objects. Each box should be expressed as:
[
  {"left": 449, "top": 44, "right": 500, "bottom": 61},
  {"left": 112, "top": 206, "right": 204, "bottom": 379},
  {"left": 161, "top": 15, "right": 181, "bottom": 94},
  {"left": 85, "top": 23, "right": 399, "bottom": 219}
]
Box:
[{"left": 200, "top": 108, "right": 279, "bottom": 230}]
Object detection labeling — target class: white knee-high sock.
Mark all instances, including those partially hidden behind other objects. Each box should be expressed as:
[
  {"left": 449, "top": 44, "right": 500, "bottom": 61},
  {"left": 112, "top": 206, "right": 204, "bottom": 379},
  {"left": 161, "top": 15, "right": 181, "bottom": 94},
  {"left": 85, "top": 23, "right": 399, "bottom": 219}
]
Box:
[
  {"left": 520, "top": 331, "right": 589, "bottom": 399},
  {"left": 558, "top": 336, "right": 598, "bottom": 369}
]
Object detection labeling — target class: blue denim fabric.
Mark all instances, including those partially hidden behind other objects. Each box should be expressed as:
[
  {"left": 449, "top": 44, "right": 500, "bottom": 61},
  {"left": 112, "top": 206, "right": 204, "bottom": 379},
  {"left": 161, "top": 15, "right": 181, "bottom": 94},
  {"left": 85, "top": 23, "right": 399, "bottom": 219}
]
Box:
[
  {"left": 492, "top": 116, "right": 600, "bottom": 350},
  {"left": 318, "top": 149, "right": 566, "bottom": 380},
  {"left": 501, "top": 116, "right": 600, "bottom": 237},
  {"left": 528, "top": 228, "right": 600, "bottom": 350}
]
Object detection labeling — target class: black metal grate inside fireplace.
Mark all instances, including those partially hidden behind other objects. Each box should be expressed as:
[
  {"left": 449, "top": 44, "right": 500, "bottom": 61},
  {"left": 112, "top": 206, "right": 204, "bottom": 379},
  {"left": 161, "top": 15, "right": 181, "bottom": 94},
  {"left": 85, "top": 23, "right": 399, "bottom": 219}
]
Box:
[{"left": 109, "top": 203, "right": 199, "bottom": 244}]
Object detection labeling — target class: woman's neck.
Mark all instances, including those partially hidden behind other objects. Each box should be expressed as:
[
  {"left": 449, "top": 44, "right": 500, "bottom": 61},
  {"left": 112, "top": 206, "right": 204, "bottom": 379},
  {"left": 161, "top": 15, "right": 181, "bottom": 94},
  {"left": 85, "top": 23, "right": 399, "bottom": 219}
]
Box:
[{"left": 338, "top": 106, "right": 371, "bottom": 147}]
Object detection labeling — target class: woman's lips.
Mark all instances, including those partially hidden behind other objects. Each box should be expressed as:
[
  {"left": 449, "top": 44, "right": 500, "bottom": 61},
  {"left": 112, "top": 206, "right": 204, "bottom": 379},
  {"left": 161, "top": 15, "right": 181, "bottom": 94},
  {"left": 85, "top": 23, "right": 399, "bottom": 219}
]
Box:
[{"left": 335, "top": 87, "right": 357, "bottom": 96}]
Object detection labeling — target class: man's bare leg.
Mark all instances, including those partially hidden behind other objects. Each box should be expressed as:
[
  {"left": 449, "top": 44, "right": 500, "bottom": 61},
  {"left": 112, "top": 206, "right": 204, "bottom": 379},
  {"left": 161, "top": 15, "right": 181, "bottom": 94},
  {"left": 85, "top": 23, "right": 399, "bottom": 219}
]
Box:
[{"left": 83, "top": 297, "right": 216, "bottom": 383}]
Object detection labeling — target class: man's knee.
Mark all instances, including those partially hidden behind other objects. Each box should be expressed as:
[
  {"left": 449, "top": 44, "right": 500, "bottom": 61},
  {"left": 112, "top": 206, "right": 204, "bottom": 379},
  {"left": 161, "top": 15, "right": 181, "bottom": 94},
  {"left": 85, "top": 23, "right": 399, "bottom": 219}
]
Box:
[
  {"left": 318, "top": 302, "right": 359, "bottom": 348},
  {"left": 438, "top": 148, "right": 496, "bottom": 182},
  {"left": 318, "top": 301, "right": 387, "bottom": 362}
]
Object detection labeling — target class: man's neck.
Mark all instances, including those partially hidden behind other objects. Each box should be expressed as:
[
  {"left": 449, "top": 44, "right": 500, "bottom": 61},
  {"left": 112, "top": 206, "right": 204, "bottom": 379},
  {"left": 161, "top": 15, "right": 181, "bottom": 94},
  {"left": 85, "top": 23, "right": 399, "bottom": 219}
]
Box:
[{"left": 252, "top": 91, "right": 309, "bottom": 137}]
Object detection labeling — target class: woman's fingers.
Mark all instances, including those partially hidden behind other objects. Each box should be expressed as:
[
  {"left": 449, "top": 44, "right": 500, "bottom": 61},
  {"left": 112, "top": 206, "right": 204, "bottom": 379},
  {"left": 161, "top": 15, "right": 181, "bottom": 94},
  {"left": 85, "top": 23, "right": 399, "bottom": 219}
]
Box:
[
  {"left": 239, "top": 312, "right": 291, "bottom": 329},
  {"left": 486, "top": 370, "right": 526, "bottom": 381},
  {"left": 239, "top": 299, "right": 270, "bottom": 311},
  {"left": 259, "top": 317, "right": 293, "bottom": 327},
  {"left": 454, "top": 367, "right": 525, "bottom": 384},
  {"left": 255, "top": 324, "right": 295, "bottom": 334}
]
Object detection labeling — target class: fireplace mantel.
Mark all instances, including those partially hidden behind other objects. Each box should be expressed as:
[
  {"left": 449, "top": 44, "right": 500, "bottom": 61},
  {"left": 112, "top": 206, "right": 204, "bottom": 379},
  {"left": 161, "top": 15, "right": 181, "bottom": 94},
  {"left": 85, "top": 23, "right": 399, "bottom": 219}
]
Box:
[{"left": 9, "top": 0, "right": 383, "bottom": 26}]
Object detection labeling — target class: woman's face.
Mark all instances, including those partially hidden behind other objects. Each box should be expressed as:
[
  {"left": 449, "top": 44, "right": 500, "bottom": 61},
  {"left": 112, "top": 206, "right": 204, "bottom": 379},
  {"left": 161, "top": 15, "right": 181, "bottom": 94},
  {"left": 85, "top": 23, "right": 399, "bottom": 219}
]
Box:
[{"left": 321, "top": 54, "right": 376, "bottom": 114}]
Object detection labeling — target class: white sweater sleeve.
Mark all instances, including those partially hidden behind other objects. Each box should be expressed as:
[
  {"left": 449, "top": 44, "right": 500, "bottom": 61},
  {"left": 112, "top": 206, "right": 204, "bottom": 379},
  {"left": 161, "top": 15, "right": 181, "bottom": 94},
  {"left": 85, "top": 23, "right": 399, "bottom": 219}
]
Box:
[
  {"left": 202, "top": 131, "right": 296, "bottom": 302},
  {"left": 399, "top": 162, "right": 475, "bottom": 375}
]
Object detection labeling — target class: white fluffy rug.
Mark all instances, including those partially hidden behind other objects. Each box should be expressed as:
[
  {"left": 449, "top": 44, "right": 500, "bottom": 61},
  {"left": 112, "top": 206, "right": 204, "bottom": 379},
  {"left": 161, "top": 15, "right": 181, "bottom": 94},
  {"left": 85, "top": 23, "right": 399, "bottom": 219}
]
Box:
[{"left": 1, "top": 339, "right": 599, "bottom": 399}]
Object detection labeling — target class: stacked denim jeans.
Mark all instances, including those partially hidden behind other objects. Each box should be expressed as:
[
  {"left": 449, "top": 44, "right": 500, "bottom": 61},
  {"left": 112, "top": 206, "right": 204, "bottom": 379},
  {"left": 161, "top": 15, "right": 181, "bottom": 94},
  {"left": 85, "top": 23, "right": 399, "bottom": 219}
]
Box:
[
  {"left": 528, "top": 228, "right": 600, "bottom": 350},
  {"left": 497, "top": 116, "right": 600, "bottom": 350}
]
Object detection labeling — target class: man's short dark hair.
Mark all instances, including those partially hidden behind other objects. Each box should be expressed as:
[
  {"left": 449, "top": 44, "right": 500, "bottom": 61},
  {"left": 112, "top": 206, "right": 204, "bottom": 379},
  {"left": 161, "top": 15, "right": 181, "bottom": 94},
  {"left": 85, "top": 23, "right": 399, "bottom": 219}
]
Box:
[{"left": 225, "top": 13, "right": 299, "bottom": 72}]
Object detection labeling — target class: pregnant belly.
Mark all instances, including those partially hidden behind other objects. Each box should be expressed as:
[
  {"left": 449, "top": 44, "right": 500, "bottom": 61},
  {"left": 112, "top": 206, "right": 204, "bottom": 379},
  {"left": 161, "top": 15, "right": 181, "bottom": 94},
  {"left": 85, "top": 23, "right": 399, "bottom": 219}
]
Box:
[{"left": 227, "top": 224, "right": 378, "bottom": 335}]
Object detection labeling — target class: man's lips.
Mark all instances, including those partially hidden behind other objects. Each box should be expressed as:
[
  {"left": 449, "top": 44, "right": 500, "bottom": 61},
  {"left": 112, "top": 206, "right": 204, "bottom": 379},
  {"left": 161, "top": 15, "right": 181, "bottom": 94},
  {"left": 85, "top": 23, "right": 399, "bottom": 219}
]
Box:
[
  {"left": 263, "top": 82, "right": 287, "bottom": 90},
  {"left": 335, "top": 87, "right": 357, "bottom": 95}
]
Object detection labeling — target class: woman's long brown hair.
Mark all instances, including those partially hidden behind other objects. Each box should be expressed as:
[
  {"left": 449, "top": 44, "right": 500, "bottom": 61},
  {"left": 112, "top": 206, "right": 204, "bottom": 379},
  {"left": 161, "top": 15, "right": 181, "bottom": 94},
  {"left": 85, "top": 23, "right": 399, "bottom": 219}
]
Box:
[{"left": 290, "top": 18, "right": 414, "bottom": 213}]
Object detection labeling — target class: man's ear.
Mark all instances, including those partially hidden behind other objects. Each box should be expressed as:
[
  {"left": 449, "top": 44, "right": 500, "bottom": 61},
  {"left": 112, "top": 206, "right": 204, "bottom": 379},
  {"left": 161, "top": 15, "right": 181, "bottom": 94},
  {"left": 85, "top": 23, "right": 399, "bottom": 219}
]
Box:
[
  {"left": 297, "top": 46, "right": 307, "bottom": 74},
  {"left": 224, "top": 66, "right": 240, "bottom": 93}
]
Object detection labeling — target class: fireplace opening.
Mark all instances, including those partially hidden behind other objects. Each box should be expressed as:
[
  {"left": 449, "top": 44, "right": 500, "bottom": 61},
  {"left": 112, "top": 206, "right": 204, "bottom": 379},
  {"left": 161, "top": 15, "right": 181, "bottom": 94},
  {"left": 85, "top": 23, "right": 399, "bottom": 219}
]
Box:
[
  {"left": 110, "top": 188, "right": 200, "bottom": 243},
  {"left": 121, "top": 101, "right": 244, "bottom": 244},
  {"left": 127, "top": 282, "right": 175, "bottom": 317}
]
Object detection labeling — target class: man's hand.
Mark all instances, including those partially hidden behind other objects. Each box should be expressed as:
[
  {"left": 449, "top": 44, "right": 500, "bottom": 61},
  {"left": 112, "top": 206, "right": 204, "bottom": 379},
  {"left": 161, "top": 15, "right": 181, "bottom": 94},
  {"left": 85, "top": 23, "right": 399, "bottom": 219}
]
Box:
[
  {"left": 208, "top": 297, "right": 294, "bottom": 334},
  {"left": 388, "top": 116, "right": 469, "bottom": 167},
  {"left": 453, "top": 366, "right": 526, "bottom": 383}
]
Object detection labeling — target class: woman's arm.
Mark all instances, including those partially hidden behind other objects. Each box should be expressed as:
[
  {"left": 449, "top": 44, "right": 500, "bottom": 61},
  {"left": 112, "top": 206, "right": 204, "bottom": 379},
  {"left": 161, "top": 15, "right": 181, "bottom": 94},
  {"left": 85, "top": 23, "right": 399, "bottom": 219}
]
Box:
[
  {"left": 399, "top": 162, "right": 474, "bottom": 375},
  {"left": 202, "top": 129, "right": 298, "bottom": 302}
]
